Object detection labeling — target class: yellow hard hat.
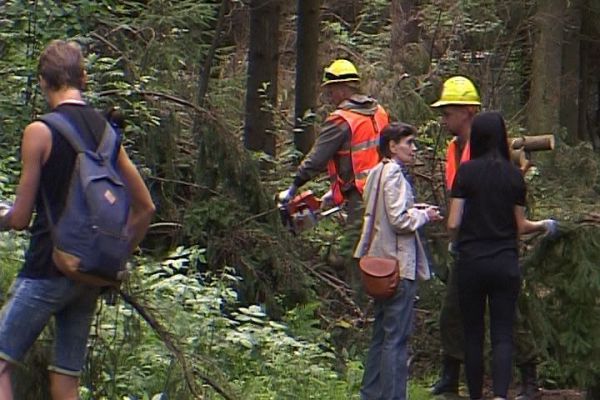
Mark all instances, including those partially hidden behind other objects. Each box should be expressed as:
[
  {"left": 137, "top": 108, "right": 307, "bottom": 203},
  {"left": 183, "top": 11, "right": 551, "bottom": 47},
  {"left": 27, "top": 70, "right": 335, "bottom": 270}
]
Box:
[
  {"left": 431, "top": 76, "right": 481, "bottom": 107},
  {"left": 322, "top": 59, "right": 360, "bottom": 86}
]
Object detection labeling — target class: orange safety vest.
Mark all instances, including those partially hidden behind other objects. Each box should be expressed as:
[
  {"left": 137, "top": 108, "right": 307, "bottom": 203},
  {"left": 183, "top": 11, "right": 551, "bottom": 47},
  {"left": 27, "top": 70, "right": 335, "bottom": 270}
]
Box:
[
  {"left": 326, "top": 105, "right": 389, "bottom": 205},
  {"left": 445, "top": 138, "right": 470, "bottom": 189}
]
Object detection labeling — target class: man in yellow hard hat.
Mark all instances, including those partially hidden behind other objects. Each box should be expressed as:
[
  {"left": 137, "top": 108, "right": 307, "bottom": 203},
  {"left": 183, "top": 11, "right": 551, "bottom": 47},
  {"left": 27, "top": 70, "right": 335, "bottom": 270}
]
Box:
[
  {"left": 280, "top": 59, "right": 389, "bottom": 219},
  {"left": 428, "top": 75, "right": 481, "bottom": 396},
  {"left": 431, "top": 76, "right": 481, "bottom": 189},
  {"left": 430, "top": 76, "right": 542, "bottom": 400},
  {"left": 279, "top": 58, "right": 389, "bottom": 300}
]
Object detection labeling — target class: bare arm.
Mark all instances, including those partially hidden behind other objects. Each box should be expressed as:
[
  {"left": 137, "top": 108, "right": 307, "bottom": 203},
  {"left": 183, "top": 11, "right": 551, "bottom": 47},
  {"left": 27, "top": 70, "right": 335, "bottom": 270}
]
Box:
[
  {"left": 447, "top": 198, "right": 464, "bottom": 242},
  {"left": 2, "top": 121, "right": 52, "bottom": 230},
  {"left": 116, "top": 147, "right": 155, "bottom": 252},
  {"left": 514, "top": 205, "right": 546, "bottom": 236}
]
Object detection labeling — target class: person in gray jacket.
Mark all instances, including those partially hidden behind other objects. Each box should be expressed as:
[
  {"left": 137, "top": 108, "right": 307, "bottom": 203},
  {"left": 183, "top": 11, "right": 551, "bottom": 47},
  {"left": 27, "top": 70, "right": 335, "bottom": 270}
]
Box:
[
  {"left": 354, "top": 122, "right": 442, "bottom": 400},
  {"left": 279, "top": 59, "right": 389, "bottom": 305}
]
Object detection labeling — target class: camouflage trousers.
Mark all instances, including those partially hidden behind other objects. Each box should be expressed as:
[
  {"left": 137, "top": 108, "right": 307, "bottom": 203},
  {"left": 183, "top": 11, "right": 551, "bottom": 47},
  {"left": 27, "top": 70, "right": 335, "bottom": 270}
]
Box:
[
  {"left": 439, "top": 263, "right": 539, "bottom": 366},
  {"left": 338, "top": 190, "right": 367, "bottom": 308}
]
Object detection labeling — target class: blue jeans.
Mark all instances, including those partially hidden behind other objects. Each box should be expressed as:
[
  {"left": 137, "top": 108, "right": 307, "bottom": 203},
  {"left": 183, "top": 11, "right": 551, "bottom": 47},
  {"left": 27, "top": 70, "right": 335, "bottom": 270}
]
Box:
[
  {"left": 361, "top": 279, "right": 417, "bottom": 400},
  {"left": 0, "top": 277, "right": 100, "bottom": 376}
]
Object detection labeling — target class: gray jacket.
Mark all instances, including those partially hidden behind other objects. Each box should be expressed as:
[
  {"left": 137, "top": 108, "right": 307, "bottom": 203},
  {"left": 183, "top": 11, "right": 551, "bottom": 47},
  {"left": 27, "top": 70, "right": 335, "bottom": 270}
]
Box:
[{"left": 354, "top": 160, "right": 431, "bottom": 281}]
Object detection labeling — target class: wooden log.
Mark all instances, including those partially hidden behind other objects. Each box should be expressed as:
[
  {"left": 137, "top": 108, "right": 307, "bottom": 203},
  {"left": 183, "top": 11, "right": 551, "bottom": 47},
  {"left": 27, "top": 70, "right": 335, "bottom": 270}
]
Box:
[{"left": 509, "top": 134, "right": 555, "bottom": 152}]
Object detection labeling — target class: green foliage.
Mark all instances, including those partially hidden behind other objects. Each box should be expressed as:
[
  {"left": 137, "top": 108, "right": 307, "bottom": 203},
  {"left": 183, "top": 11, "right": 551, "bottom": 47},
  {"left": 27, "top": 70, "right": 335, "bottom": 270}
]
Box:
[
  {"left": 0, "top": 0, "right": 597, "bottom": 396},
  {"left": 0, "top": 231, "right": 24, "bottom": 299},
  {"left": 73, "top": 248, "right": 361, "bottom": 399},
  {"left": 523, "top": 224, "right": 600, "bottom": 387}
]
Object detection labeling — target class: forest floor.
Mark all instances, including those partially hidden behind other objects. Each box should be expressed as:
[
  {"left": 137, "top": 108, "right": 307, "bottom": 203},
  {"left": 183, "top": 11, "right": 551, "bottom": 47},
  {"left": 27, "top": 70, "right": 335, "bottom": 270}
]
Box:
[
  {"left": 435, "top": 388, "right": 584, "bottom": 400},
  {"left": 409, "top": 299, "right": 588, "bottom": 400}
]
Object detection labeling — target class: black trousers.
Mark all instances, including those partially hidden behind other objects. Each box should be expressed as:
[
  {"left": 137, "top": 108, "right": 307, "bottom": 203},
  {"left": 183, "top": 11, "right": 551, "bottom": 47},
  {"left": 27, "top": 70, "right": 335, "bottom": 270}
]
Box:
[{"left": 457, "top": 250, "right": 521, "bottom": 399}]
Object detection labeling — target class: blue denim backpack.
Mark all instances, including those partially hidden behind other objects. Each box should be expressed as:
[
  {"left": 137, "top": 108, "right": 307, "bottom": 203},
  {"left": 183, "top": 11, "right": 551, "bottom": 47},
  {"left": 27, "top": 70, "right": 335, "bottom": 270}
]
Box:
[{"left": 39, "top": 112, "right": 130, "bottom": 283}]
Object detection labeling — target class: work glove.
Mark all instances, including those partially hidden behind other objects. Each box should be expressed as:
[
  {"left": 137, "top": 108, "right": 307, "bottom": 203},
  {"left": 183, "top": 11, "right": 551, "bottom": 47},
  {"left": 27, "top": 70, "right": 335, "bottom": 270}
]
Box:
[
  {"left": 320, "top": 190, "right": 334, "bottom": 209},
  {"left": 541, "top": 219, "right": 558, "bottom": 235},
  {"left": 278, "top": 184, "right": 297, "bottom": 204}
]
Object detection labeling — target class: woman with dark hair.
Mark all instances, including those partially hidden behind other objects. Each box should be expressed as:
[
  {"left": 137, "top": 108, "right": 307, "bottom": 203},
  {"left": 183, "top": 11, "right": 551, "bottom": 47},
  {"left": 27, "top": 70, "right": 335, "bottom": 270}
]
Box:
[
  {"left": 355, "top": 122, "right": 442, "bottom": 400},
  {"left": 447, "top": 112, "right": 555, "bottom": 400}
]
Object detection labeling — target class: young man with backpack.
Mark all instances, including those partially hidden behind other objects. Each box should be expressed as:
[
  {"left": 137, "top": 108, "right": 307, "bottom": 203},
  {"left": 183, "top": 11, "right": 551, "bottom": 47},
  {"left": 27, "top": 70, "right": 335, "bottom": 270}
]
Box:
[{"left": 0, "top": 40, "right": 155, "bottom": 399}]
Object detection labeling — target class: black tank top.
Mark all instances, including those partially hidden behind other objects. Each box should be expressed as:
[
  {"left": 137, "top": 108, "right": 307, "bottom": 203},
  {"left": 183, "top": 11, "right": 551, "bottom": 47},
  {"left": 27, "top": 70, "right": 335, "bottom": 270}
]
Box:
[{"left": 20, "top": 103, "right": 120, "bottom": 278}]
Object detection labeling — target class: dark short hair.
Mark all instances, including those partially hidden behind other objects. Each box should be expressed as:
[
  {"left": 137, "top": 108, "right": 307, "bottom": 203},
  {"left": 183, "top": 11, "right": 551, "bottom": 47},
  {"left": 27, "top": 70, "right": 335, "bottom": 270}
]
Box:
[
  {"left": 379, "top": 122, "right": 417, "bottom": 159},
  {"left": 470, "top": 111, "right": 510, "bottom": 160},
  {"left": 38, "top": 40, "right": 85, "bottom": 91}
]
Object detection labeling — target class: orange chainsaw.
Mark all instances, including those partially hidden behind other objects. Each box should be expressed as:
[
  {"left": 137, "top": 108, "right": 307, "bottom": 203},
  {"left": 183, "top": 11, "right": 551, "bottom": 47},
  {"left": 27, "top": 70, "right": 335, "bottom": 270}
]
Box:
[{"left": 277, "top": 190, "right": 343, "bottom": 235}]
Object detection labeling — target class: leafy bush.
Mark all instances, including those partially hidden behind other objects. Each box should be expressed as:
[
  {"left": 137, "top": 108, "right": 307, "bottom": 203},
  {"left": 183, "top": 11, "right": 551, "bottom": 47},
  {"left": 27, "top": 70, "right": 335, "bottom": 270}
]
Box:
[{"left": 78, "top": 247, "right": 363, "bottom": 399}]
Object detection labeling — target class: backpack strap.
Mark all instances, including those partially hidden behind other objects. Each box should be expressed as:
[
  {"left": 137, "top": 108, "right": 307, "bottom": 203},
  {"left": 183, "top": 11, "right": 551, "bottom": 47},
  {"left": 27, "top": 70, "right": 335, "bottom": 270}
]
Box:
[
  {"left": 96, "top": 121, "right": 119, "bottom": 158},
  {"left": 38, "top": 111, "right": 119, "bottom": 233},
  {"left": 39, "top": 111, "right": 119, "bottom": 158},
  {"left": 38, "top": 112, "right": 88, "bottom": 153},
  {"left": 37, "top": 112, "right": 82, "bottom": 233}
]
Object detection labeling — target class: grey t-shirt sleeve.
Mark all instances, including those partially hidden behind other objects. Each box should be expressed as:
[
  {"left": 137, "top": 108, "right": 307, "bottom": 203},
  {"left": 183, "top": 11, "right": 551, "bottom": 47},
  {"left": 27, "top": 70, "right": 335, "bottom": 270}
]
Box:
[{"left": 293, "top": 117, "right": 349, "bottom": 188}]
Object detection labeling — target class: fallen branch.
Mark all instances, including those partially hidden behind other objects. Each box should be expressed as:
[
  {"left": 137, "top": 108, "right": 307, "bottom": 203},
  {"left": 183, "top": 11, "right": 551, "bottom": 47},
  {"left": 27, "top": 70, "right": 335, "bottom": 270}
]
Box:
[
  {"left": 301, "top": 262, "right": 365, "bottom": 320},
  {"left": 148, "top": 175, "right": 223, "bottom": 197},
  {"left": 118, "top": 290, "right": 238, "bottom": 400}
]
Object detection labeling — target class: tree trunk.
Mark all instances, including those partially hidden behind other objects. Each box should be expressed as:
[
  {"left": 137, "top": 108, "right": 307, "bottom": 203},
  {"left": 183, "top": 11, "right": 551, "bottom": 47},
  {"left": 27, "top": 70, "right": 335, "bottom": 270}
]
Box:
[
  {"left": 560, "top": 0, "right": 583, "bottom": 144},
  {"left": 527, "top": 0, "right": 566, "bottom": 136},
  {"left": 196, "top": 0, "right": 229, "bottom": 109},
  {"left": 390, "top": 0, "right": 419, "bottom": 66},
  {"left": 578, "top": 28, "right": 591, "bottom": 144},
  {"left": 243, "top": 0, "right": 281, "bottom": 156},
  {"left": 579, "top": 0, "right": 600, "bottom": 148},
  {"left": 294, "top": 0, "right": 321, "bottom": 155}
]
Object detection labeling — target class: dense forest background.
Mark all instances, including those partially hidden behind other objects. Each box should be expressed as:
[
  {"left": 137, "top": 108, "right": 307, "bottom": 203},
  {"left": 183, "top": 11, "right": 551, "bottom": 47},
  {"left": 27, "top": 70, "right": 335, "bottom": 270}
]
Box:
[{"left": 1, "top": 0, "right": 600, "bottom": 399}]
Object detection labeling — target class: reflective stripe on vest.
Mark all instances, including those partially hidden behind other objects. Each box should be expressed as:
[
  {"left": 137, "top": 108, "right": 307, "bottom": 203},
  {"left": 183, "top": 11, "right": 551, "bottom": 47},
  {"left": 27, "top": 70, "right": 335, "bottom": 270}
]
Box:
[
  {"left": 326, "top": 105, "right": 389, "bottom": 205},
  {"left": 445, "top": 138, "right": 470, "bottom": 189}
]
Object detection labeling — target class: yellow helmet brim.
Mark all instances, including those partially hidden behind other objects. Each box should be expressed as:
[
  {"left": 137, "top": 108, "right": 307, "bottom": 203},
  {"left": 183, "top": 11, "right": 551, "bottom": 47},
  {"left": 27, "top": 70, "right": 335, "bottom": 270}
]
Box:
[
  {"left": 321, "top": 77, "right": 360, "bottom": 87},
  {"left": 430, "top": 99, "right": 482, "bottom": 108}
]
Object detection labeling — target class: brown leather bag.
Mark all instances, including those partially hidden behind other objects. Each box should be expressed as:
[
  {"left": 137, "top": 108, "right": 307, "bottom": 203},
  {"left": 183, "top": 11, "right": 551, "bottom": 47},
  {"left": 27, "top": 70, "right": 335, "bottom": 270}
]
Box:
[
  {"left": 359, "top": 256, "right": 399, "bottom": 299},
  {"left": 358, "top": 162, "right": 401, "bottom": 300}
]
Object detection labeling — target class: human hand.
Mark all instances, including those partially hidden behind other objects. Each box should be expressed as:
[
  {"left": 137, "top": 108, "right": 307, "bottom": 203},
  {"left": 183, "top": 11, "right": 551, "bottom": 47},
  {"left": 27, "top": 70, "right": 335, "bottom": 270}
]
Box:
[
  {"left": 541, "top": 219, "right": 558, "bottom": 235},
  {"left": 278, "top": 185, "right": 297, "bottom": 204},
  {"left": 0, "top": 202, "right": 10, "bottom": 216},
  {"left": 425, "top": 206, "right": 443, "bottom": 222},
  {"left": 320, "top": 190, "right": 334, "bottom": 210},
  {"left": 0, "top": 202, "right": 12, "bottom": 231}
]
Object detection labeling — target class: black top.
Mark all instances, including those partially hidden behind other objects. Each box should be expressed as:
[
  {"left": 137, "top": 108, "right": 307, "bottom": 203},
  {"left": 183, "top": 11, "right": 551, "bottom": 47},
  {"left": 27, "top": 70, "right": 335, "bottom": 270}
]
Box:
[
  {"left": 451, "top": 158, "right": 526, "bottom": 261},
  {"left": 20, "top": 103, "right": 120, "bottom": 278}
]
